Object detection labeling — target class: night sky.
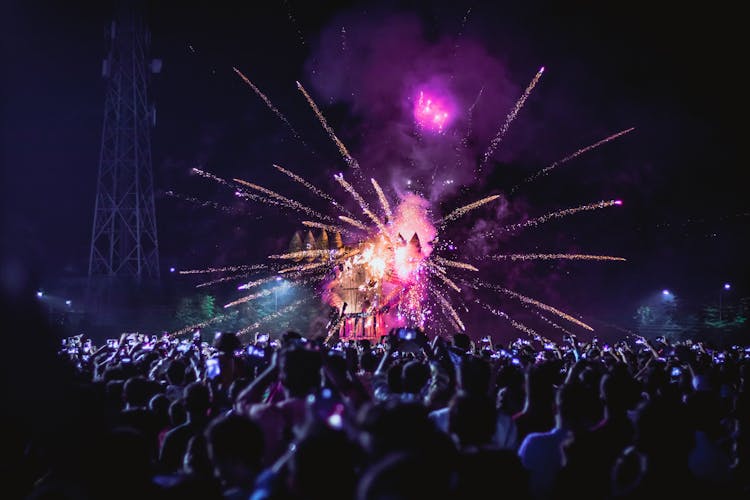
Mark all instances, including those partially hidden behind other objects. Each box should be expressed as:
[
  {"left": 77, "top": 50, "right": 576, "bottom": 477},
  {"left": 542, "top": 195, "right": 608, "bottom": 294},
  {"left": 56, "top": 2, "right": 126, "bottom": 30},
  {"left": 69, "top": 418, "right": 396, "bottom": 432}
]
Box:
[{"left": 2, "top": 0, "right": 747, "bottom": 335}]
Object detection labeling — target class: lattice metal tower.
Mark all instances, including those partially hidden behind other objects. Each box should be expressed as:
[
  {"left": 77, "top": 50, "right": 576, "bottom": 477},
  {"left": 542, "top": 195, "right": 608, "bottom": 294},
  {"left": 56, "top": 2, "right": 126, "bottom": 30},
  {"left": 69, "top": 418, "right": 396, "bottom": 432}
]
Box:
[{"left": 88, "top": 2, "right": 160, "bottom": 292}]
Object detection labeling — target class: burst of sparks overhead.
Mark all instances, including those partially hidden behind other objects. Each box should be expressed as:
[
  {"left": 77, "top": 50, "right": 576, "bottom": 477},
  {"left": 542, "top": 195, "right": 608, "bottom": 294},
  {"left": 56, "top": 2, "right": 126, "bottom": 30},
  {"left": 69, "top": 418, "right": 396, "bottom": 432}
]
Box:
[{"left": 173, "top": 64, "right": 631, "bottom": 339}]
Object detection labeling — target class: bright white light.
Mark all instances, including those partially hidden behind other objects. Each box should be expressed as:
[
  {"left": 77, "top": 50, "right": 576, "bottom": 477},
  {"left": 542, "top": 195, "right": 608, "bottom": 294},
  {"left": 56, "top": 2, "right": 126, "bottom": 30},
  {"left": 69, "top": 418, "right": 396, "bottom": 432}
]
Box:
[
  {"left": 662, "top": 290, "right": 671, "bottom": 296},
  {"left": 36, "top": 291, "right": 43, "bottom": 298},
  {"left": 275, "top": 276, "right": 283, "bottom": 281},
  {"left": 723, "top": 283, "right": 731, "bottom": 290},
  {"left": 65, "top": 300, "right": 72, "bottom": 306},
  {"left": 169, "top": 267, "right": 176, "bottom": 273}
]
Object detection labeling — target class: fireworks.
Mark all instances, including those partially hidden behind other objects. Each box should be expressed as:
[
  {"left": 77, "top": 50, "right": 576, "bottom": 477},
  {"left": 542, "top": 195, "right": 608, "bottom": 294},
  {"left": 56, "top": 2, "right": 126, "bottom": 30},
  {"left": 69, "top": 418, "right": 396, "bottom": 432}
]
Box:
[
  {"left": 471, "top": 279, "right": 595, "bottom": 331},
  {"left": 233, "top": 178, "right": 335, "bottom": 222},
  {"left": 173, "top": 64, "right": 630, "bottom": 342},
  {"left": 180, "top": 264, "right": 266, "bottom": 275},
  {"left": 439, "top": 195, "right": 501, "bottom": 226},
  {"left": 512, "top": 127, "right": 635, "bottom": 193},
  {"left": 334, "top": 174, "right": 386, "bottom": 233},
  {"left": 490, "top": 253, "right": 626, "bottom": 262},
  {"left": 296, "top": 81, "right": 361, "bottom": 173},
  {"left": 414, "top": 90, "right": 452, "bottom": 132},
  {"left": 371, "top": 178, "right": 393, "bottom": 222},
  {"left": 233, "top": 68, "right": 307, "bottom": 148},
  {"left": 489, "top": 199, "right": 623, "bottom": 236},
  {"left": 273, "top": 164, "right": 355, "bottom": 217},
  {"left": 482, "top": 66, "right": 545, "bottom": 168},
  {"left": 477, "top": 300, "right": 540, "bottom": 339},
  {"left": 432, "top": 255, "right": 479, "bottom": 272}
]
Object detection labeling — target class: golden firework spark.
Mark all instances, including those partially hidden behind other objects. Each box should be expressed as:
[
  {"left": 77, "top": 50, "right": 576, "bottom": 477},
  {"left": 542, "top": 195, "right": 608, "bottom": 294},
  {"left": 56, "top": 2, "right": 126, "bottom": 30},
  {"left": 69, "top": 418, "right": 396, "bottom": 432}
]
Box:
[
  {"left": 170, "top": 311, "right": 238, "bottom": 337},
  {"left": 334, "top": 174, "right": 387, "bottom": 233},
  {"left": 477, "top": 300, "right": 540, "bottom": 338},
  {"left": 439, "top": 195, "right": 501, "bottom": 225},
  {"left": 433, "top": 288, "right": 466, "bottom": 331},
  {"left": 472, "top": 279, "right": 594, "bottom": 331},
  {"left": 296, "top": 81, "right": 361, "bottom": 172},
  {"left": 273, "top": 164, "right": 355, "bottom": 217},
  {"left": 490, "top": 253, "right": 626, "bottom": 262},
  {"left": 233, "top": 178, "right": 335, "bottom": 222},
  {"left": 482, "top": 66, "right": 545, "bottom": 167},
  {"left": 490, "top": 199, "right": 622, "bottom": 236},
  {"left": 432, "top": 255, "right": 479, "bottom": 271},
  {"left": 338, "top": 215, "right": 369, "bottom": 231},
  {"left": 512, "top": 127, "right": 635, "bottom": 193},
  {"left": 237, "top": 298, "right": 309, "bottom": 336},
  {"left": 180, "top": 264, "right": 267, "bottom": 275},
  {"left": 370, "top": 178, "right": 393, "bottom": 221},
  {"left": 233, "top": 67, "right": 306, "bottom": 147}
]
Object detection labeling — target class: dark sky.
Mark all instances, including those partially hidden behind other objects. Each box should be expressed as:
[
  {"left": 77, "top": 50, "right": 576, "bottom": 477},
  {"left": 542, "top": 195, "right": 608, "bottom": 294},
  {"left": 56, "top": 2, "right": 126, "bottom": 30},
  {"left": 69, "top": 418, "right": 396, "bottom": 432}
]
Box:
[{"left": 2, "top": 0, "right": 747, "bottom": 333}]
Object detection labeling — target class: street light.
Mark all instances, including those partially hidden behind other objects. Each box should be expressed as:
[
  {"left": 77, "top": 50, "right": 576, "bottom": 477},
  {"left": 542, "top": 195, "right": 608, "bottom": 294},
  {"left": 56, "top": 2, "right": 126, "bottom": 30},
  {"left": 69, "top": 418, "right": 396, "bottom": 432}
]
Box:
[{"left": 719, "top": 283, "right": 731, "bottom": 322}]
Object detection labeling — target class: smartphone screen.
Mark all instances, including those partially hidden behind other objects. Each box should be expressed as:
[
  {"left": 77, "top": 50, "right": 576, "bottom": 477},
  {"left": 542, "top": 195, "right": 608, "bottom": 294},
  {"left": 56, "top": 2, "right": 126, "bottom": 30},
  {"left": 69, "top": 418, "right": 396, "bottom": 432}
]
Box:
[{"left": 206, "top": 358, "right": 221, "bottom": 379}]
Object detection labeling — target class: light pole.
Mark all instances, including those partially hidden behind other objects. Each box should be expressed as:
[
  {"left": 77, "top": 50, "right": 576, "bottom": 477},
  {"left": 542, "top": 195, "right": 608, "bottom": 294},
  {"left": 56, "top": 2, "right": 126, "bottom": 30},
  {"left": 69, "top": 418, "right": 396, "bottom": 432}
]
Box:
[{"left": 719, "top": 283, "right": 731, "bottom": 322}]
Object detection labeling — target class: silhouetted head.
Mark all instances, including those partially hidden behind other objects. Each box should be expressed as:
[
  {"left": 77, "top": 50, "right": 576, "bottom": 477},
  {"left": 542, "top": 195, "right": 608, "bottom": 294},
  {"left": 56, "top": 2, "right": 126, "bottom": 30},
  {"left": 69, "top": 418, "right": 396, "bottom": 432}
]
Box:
[
  {"left": 449, "top": 392, "right": 496, "bottom": 448},
  {"left": 280, "top": 348, "right": 322, "bottom": 398},
  {"left": 206, "top": 414, "right": 264, "bottom": 487},
  {"left": 123, "top": 376, "right": 152, "bottom": 408},
  {"left": 401, "top": 361, "right": 429, "bottom": 394},
  {"left": 183, "top": 382, "right": 211, "bottom": 418}
]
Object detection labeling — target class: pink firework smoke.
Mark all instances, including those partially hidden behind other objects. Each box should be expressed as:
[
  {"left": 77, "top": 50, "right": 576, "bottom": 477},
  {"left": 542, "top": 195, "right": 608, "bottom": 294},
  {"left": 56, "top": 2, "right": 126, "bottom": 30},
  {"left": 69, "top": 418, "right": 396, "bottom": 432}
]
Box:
[{"left": 414, "top": 89, "right": 454, "bottom": 133}]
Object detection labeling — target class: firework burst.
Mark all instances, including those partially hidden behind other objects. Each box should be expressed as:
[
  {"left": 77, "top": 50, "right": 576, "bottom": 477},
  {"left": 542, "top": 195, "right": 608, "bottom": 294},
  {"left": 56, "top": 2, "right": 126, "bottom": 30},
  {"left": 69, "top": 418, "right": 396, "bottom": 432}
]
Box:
[{"left": 175, "top": 64, "right": 632, "bottom": 340}]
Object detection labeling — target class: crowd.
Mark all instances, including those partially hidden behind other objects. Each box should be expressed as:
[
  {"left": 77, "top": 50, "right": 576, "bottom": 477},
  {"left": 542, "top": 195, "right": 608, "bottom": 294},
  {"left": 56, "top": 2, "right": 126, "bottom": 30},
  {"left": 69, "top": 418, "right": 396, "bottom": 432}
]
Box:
[{"left": 12, "top": 324, "right": 750, "bottom": 499}]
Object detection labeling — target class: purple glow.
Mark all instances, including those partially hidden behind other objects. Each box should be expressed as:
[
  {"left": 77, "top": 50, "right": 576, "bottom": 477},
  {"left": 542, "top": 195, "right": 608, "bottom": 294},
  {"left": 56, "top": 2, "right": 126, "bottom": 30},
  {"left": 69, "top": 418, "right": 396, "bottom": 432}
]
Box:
[
  {"left": 724, "top": 283, "right": 731, "bottom": 290},
  {"left": 614, "top": 199, "right": 623, "bottom": 206},
  {"left": 413, "top": 89, "right": 453, "bottom": 133}
]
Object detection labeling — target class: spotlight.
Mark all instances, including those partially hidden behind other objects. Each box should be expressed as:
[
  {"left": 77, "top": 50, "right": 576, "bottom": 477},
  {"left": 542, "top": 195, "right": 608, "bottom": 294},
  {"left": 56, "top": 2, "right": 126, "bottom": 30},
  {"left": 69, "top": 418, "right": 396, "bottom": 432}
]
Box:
[
  {"left": 169, "top": 267, "right": 176, "bottom": 273},
  {"left": 662, "top": 289, "right": 670, "bottom": 296},
  {"left": 65, "top": 300, "right": 72, "bottom": 306},
  {"left": 36, "top": 291, "right": 43, "bottom": 298},
  {"left": 724, "top": 283, "right": 731, "bottom": 290}
]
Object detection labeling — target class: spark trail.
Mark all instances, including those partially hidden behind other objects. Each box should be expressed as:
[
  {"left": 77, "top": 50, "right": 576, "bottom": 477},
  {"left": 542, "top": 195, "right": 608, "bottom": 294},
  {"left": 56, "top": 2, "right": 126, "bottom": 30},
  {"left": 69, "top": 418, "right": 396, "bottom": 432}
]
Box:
[
  {"left": 196, "top": 272, "right": 254, "bottom": 289},
  {"left": 233, "top": 68, "right": 308, "bottom": 148},
  {"left": 432, "top": 255, "right": 479, "bottom": 272},
  {"left": 180, "top": 264, "right": 267, "bottom": 275},
  {"left": 334, "top": 174, "right": 386, "bottom": 233},
  {"left": 489, "top": 200, "right": 622, "bottom": 236},
  {"left": 296, "top": 81, "right": 361, "bottom": 173},
  {"left": 481, "top": 67, "right": 545, "bottom": 169},
  {"left": 237, "top": 298, "right": 309, "bottom": 336},
  {"left": 434, "top": 289, "right": 466, "bottom": 331},
  {"left": 427, "top": 263, "right": 462, "bottom": 292},
  {"left": 370, "top": 178, "right": 393, "bottom": 221},
  {"left": 511, "top": 127, "right": 635, "bottom": 193},
  {"left": 165, "top": 191, "right": 248, "bottom": 216},
  {"left": 476, "top": 300, "right": 540, "bottom": 338},
  {"left": 439, "top": 195, "right": 501, "bottom": 226},
  {"left": 268, "top": 249, "right": 340, "bottom": 261},
  {"left": 170, "top": 311, "right": 238, "bottom": 337},
  {"left": 273, "top": 164, "right": 355, "bottom": 217},
  {"left": 338, "top": 216, "right": 369, "bottom": 231},
  {"left": 233, "top": 178, "right": 335, "bottom": 222},
  {"left": 302, "top": 220, "right": 358, "bottom": 237},
  {"left": 472, "top": 279, "right": 594, "bottom": 331},
  {"left": 490, "top": 253, "right": 626, "bottom": 262}
]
